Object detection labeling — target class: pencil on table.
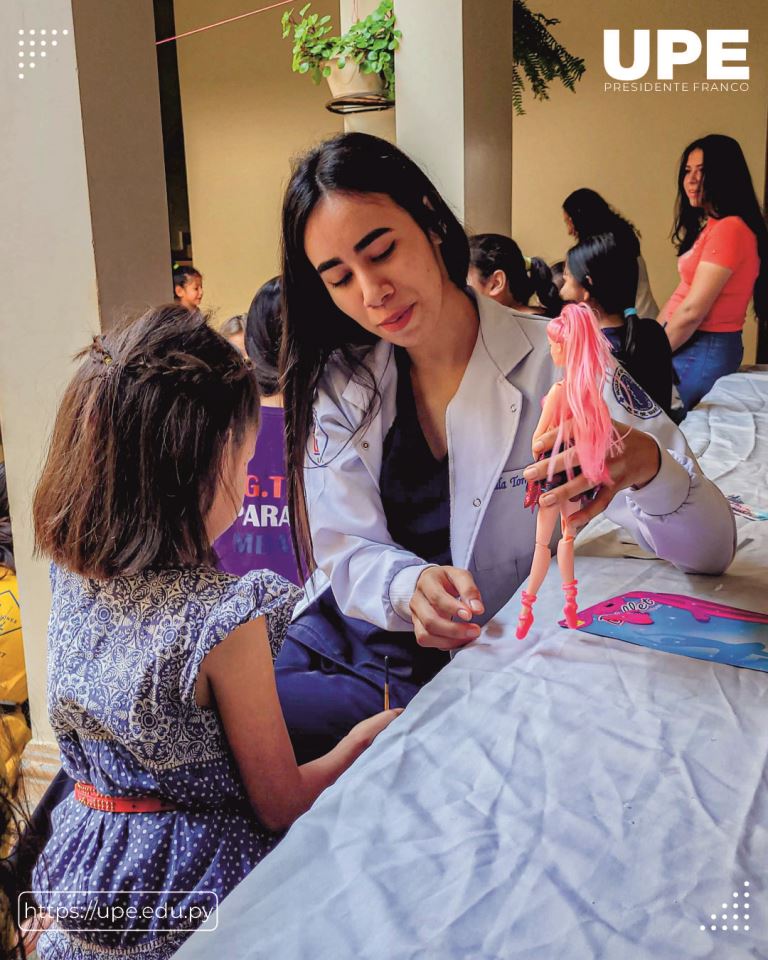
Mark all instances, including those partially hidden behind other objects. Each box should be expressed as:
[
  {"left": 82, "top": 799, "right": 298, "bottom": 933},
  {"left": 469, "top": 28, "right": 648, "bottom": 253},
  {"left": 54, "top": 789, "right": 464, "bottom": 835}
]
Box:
[{"left": 384, "top": 655, "right": 390, "bottom": 710}]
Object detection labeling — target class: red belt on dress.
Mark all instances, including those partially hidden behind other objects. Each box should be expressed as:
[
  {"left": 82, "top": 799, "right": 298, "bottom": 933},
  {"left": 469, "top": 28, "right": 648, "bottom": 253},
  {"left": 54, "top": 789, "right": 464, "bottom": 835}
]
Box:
[{"left": 74, "top": 781, "right": 178, "bottom": 814}]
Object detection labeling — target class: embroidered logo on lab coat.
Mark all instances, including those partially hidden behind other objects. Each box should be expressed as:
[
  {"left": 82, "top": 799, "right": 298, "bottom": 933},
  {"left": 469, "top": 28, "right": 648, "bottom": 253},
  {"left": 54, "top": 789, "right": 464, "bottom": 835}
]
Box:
[
  {"left": 308, "top": 409, "right": 330, "bottom": 465},
  {"left": 611, "top": 366, "right": 661, "bottom": 420}
]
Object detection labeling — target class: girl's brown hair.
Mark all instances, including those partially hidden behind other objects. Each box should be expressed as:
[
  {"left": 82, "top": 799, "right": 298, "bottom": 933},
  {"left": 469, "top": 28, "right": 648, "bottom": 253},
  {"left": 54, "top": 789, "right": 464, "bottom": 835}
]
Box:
[{"left": 33, "top": 305, "right": 259, "bottom": 579}]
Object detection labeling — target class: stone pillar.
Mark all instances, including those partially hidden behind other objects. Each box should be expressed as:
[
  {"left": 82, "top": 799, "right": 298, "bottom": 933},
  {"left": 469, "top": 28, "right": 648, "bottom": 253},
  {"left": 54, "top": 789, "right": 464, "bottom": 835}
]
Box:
[
  {"left": 71, "top": 0, "right": 172, "bottom": 327},
  {"left": 393, "top": 0, "right": 513, "bottom": 234},
  {"left": 0, "top": 0, "right": 171, "bottom": 753}
]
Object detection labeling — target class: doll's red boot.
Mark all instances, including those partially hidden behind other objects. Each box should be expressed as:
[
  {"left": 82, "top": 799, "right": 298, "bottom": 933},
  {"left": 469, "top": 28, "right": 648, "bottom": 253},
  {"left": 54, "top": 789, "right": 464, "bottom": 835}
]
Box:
[
  {"left": 562, "top": 579, "right": 579, "bottom": 628},
  {"left": 516, "top": 590, "right": 537, "bottom": 639}
]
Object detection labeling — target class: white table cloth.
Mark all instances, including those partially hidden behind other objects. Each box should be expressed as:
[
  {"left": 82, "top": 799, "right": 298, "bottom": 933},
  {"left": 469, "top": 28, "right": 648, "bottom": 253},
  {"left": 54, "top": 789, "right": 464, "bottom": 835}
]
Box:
[{"left": 179, "top": 372, "right": 768, "bottom": 960}]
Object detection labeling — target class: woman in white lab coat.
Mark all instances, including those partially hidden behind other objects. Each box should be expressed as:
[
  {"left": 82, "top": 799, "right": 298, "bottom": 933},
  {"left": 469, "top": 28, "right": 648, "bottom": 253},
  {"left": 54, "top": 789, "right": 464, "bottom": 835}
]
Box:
[{"left": 274, "top": 133, "right": 736, "bottom": 763}]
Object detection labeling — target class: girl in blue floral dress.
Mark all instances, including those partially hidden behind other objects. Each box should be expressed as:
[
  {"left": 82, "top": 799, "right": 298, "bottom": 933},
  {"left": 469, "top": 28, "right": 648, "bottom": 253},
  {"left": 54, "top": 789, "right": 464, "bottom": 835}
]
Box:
[{"left": 30, "top": 306, "right": 400, "bottom": 959}]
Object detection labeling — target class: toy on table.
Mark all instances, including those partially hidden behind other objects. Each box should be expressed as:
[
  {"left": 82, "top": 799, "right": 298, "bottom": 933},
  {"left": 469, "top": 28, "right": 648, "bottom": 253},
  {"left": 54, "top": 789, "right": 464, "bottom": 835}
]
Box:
[
  {"left": 516, "top": 302, "right": 625, "bottom": 640},
  {"left": 727, "top": 494, "right": 768, "bottom": 522},
  {"left": 564, "top": 592, "right": 768, "bottom": 672}
]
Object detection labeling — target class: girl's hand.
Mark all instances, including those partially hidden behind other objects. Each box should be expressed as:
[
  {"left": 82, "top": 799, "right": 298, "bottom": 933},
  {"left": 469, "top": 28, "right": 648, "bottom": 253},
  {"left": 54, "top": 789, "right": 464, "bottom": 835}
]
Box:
[
  {"left": 410, "top": 566, "right": 485, "bottom": 650},
  {"left": 347, "top": 708, "right": 404, "bottom": 751},
  {"left": 522, "top": 419, "right": 661, "bottom": 529},
  {"left": 21, "top": 913, "right": 53, "bottom": 953}
]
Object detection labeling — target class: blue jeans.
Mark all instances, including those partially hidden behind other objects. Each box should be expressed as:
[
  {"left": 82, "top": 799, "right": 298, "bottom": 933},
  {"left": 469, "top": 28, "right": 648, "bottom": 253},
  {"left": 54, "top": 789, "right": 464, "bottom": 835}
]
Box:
[{"left": 672, "top": 330, "right": 743, "bottom": 413}]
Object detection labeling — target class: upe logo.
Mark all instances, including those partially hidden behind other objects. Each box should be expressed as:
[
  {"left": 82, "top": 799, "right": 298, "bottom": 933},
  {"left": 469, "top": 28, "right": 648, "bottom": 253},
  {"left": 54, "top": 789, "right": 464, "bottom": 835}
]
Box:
[{"left": 604, "top": 30, "right": 749, "bottom": 81}]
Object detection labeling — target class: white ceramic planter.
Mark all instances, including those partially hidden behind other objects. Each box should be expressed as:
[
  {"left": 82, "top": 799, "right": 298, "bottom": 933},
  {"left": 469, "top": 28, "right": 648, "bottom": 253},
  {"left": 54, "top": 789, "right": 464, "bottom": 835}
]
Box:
[{"left": 325, "top": 59, "right": 384, "bottom": 98}]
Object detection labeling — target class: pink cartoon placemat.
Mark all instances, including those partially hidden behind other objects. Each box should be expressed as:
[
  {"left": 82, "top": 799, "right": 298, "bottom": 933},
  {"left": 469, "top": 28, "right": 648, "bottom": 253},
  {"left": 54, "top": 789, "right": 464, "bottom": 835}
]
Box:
[{"left": 561, "top": 592, "right": 768, "bottom": 672}]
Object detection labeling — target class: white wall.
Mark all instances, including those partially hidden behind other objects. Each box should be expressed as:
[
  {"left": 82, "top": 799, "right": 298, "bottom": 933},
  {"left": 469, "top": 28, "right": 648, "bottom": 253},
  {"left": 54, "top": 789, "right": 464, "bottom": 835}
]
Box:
[{"left": 0, "top": 0, "right": 171, "bottom": 744}]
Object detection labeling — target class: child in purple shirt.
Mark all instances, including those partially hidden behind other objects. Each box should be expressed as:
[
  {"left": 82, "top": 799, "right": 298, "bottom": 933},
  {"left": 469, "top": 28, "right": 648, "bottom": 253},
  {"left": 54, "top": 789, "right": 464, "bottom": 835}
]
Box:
[{"left": 215, "top": 278, "right": 299, "bottom": 585}]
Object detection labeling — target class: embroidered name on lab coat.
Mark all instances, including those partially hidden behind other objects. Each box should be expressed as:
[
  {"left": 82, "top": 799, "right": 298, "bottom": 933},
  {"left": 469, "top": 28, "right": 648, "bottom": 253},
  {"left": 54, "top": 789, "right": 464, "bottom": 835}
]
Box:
[{"left": 493, "top": 469, "right": 527, "bottom": 493}]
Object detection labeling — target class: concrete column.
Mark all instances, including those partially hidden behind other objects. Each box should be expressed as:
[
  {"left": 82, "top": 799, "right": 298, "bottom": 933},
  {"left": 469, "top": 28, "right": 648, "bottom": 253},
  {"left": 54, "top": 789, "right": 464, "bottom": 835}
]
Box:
[
  {"left": 71, "top": 0, "right": 172, "bottom": 327},
  {"left": 394, "top": 0, "right": 513, "bottom": 235},
  {"left": 0, "top": 0, "right": 171, "bottom": 750}
]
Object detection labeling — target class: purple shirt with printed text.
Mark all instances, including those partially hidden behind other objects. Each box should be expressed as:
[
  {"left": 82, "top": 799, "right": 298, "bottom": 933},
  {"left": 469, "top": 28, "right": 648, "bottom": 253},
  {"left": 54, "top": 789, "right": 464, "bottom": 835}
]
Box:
[{"left": 215, "top": 406, "right": 300, "bottom": 585}]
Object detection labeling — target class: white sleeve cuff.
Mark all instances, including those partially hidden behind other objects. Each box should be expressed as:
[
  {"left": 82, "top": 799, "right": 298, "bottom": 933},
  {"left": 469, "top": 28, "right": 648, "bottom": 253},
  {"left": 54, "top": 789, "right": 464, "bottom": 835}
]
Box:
[
  {"left": 626, "top": 442, "right": 693, "bottom": 516},
  {"left": 387, "top": 563, "right": 436, "bottom": 625}
]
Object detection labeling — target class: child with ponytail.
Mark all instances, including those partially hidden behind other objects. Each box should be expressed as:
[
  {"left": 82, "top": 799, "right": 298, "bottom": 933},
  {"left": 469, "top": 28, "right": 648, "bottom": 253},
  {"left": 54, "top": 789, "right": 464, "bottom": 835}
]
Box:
[
  {"left": 561, "top": 233, "right": 674, "bottom": 417},
  {"left": 468, "top": 233, "right": 563, "bottom": 317}
]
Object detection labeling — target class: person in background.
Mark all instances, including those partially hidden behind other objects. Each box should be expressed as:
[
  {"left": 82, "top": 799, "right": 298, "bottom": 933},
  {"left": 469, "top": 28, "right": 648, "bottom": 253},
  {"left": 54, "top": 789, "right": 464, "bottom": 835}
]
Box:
[
  {"left": 245, "top": 277, "right": 282, "bottom": 402},
  {"left": 563, "top": 188, "right": 659, "bottom": 320},
  {"left": 467, "top": 233, "right": 562, "bottom": 317},
  {"left": 0, "top": 465, "right": 30, "bottom": 791},
  {"left": 658, "top": 134, "right": 767, "bottom": 412},
  {"left": 1, "top": 776, "right": 32, "bottom": 960},
  {"left": 215, "top": 278, "right": 300, "bottom": 586},
  {"left": 550, "top": 260, "right": 566, "bottom": 294},
  {"left": 220, "top": 314, "right": 247, "bottom": 356},
  {"left": 560, "top": 233, "right": 674, "bottom": 416},
  {"left": 172, "top": 264, "right": 204, "bottom": 312},
  {"left": 1, "top": 465, "right": 48, "bottom": 957}
]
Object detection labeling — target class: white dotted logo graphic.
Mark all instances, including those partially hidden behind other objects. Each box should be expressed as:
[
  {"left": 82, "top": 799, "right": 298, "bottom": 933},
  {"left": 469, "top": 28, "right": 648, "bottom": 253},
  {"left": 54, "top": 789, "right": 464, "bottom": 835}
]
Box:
[
  {"left": 700, "top": 881, "right": 751, "bottom": 934},
  {"left": 16, "top": 27, "right": 68, "bottom": 79}
]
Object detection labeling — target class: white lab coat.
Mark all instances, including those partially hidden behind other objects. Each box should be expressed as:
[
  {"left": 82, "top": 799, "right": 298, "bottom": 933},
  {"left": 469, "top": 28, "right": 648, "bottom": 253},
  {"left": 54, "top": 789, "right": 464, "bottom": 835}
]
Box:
[{"left": 302, "top": 294, "right": 736, "bottom": 631}]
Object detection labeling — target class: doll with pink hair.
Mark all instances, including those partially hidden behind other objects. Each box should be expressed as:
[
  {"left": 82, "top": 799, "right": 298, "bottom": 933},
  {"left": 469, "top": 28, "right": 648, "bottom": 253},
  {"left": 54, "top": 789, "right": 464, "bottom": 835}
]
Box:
[{"left": 516, "top": 302, "right": 625, "bottom": 640}]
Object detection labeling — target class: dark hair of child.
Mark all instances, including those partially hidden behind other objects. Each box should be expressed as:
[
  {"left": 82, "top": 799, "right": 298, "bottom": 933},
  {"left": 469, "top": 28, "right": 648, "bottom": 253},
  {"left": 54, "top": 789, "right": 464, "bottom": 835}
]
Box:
[{"left": 245, "top": 277, "right": 283, "bottom": 397}]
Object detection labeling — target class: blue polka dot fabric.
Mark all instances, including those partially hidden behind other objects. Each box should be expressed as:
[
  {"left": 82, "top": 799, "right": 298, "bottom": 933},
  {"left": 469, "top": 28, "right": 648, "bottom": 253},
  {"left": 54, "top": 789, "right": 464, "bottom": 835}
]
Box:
[{"left": 34, "top": 564, "right": 300, "bottom": 959}]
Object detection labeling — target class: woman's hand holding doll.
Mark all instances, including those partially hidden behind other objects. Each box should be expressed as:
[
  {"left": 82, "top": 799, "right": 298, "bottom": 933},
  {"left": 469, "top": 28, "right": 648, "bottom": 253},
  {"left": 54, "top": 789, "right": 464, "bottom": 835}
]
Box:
[
  {"left": 516, "top": 302, "right": 658, "bottom": 640},
  {"left": 522, "top": 418, "right": 662, "bottom": 532}
]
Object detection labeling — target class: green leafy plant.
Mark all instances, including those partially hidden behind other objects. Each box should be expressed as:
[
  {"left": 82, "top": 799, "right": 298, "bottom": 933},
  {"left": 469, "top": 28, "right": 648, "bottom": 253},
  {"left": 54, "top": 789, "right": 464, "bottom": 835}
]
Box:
[
  {"left": 281, "top": 0, "right": 401, "bottom": 96},
  {"left": 339, "top": 0, "right": 401, "bottom": 95},
  {"left": 513, "top": 0, "right": 585, "bottom": 114},
  {"left": 281, "top": 4, "right": 340, "bottom": 85}
]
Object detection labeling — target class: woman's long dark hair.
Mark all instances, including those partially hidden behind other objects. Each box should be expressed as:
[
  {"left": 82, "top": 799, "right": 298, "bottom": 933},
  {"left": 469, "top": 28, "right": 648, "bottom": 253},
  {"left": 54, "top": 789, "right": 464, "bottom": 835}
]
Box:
[
  {"left": 468, "top": 234, "right": 563, "bottom": 316},
  {"left": 280, "top": 132, "right": 470, "bottom": 578},
  {"left": 567, "top": 233, "right": 639, "bottom": 356},
  {"left": 563, "top": 188, "right": 641, "bottom": 260},
  {"left": 672, "top": 134, "right": 768, "bottom": 321}
]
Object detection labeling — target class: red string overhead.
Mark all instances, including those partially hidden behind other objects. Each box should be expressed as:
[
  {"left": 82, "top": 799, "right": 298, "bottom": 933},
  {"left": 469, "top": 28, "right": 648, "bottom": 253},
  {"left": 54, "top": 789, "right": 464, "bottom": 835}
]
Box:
[{"left": 156, "top": 0, "right": 295, "bottom": 46}]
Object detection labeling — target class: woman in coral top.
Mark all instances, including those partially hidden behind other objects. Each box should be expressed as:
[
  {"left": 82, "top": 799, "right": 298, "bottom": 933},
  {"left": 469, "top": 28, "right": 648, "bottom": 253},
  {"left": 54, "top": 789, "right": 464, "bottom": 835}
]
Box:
[{"left": 659, "top": 134, "right": 767, "bottom": 412}]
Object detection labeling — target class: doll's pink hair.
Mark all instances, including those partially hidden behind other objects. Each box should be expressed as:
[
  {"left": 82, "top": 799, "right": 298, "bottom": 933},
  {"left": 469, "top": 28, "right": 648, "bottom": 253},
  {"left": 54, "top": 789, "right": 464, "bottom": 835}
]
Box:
[{"left": 547, "top": 302, "right": 622, "bottom": 485}]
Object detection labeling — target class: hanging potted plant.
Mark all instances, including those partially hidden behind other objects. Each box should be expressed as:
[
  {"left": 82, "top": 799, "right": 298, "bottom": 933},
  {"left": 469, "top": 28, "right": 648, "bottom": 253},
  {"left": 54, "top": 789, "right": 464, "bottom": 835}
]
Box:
[{"left": 281, "top": 0, "right": 401, "bottom": 100}]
